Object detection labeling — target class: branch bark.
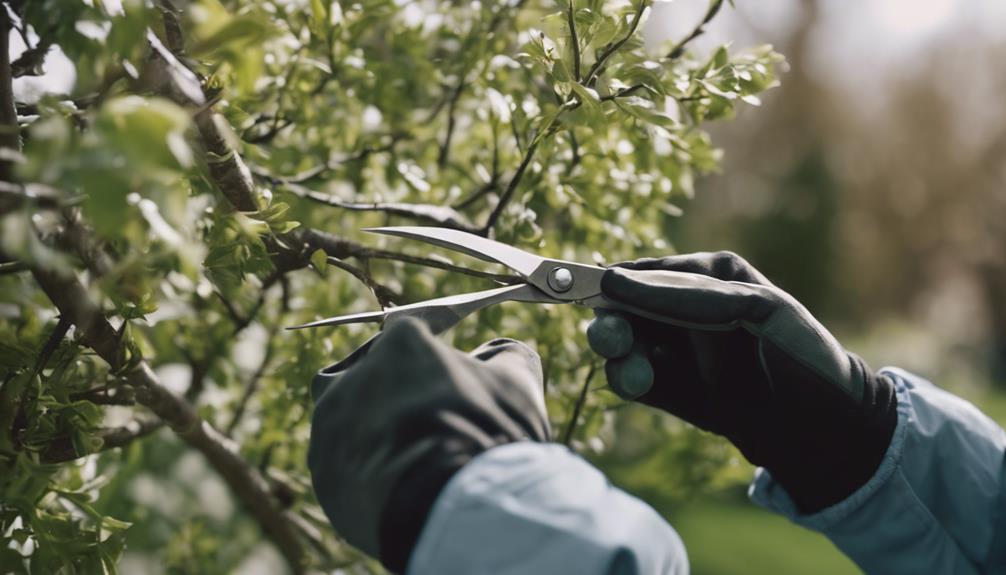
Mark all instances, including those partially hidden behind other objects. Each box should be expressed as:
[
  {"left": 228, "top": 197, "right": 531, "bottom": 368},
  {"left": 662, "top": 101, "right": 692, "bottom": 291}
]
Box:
[
  {"left": 277, "top": 180, "right": 480, "bottom": 233},
  {"left": 0, "top": 9, "right": 22, "bottom": 181}
]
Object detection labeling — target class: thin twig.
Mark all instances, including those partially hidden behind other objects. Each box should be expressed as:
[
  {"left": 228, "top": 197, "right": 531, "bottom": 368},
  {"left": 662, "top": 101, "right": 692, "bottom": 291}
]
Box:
[
  {"left": 452, "top": 180, "right": 499, "bottom": 211},
  {"left": 15, "top": 147, "right": 69, "bottom": 384},
  {"left": 599, "top": 83, "right": 645, "bottom": 102},
  {"left": 437, "top": 82, "right": 465, "bottom": 168},
  {"left": 244, "top": 118, "right": 295, "bottom": 144},
  {"left": 325, "top": 257, "right": 399, "bottom": 308},
  {"left": 482, "top": 134, "right": 543, "bottom": 234},
  {"left": 565, "top": 129, "right": 581, "bottom": 176},
  {"left": 561, "top": 362, "right": 598, "bottom": 446},
  {"left": 0, "top": 260, "right": 27, "bottom": 275},
  {"left": 277, "top": 180, "right": 481, "bottom": 233},
  {"left": 434, "top": 0, "right": 528, "bottom": 168},
  {"left": 583, "top": 0, "right": 648, "bottom": 87},
  {"left": 225, "top": 335, "right": 275, "bottom": 437},
  {"left": 666, "top": 0, "right": 726, "bottom": 60},
  {"left": 567, "top": 0, "right": 582, "bottom": 81},
  {"left": 452, "top": 125, "right": 502, "bottom": 210},
  {"left": 250, "top": 135, "right": 403, "bottom": 184}
]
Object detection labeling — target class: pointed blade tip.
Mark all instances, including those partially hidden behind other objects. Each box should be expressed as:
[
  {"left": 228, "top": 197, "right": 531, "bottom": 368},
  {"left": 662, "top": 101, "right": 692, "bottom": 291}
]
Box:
[{"left": 364, "top": 225, "right": 447, "bottom": 235}]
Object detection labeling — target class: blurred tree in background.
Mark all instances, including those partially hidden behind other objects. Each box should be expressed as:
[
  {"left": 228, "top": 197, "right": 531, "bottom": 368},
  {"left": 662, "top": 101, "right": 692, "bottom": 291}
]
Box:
[
  {"left": 0, "top": 0, "right": 782, "bottom": 572},
  {"left": 669, "top": 0, "right": 1006, "bottom": 391}
]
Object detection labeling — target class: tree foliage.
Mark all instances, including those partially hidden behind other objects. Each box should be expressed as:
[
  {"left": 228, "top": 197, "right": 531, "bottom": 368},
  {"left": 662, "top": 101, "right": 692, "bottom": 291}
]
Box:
[{"left": 0, "top": 0, "right": 782, "bottom": 572}]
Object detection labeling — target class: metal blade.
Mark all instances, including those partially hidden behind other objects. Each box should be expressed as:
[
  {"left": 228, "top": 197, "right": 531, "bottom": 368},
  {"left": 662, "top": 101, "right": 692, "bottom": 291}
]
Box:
[
  {"left": 365, "top": 226, "right": 545, "bottom": 278},
  {"left": 286, "top": 310, "right": 386, "bottom": 330},
  {"left": 384, "top": 283, "right": 556, "bottom": 334},
  {"left": 286, "top": 283, "right": 559, "bottom": 333}
]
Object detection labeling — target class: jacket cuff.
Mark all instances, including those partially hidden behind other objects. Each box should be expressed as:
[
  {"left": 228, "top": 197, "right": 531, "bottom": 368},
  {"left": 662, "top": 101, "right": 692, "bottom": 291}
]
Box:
[
  {"left": 407, "top": 441, "right": 689, "bottom": 575},
  {"left": 748, "top": 368, "right": 912, "bottom": 530}
]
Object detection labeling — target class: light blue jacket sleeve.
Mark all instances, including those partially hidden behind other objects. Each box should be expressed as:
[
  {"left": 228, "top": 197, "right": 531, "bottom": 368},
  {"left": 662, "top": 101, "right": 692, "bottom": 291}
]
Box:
[
  {"left": 750, "top": 367, "right": 1006, "bottom": 574},
  {"left": 407, "top": 442, "right": 688, "bottom": 575}
]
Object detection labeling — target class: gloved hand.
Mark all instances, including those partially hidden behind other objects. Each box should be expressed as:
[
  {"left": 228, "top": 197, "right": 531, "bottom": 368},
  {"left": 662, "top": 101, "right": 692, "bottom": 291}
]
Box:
[
  {"left": 308, "top": 318, "right": 550, "bottom": 573},
  {"left": 586, "top": 251, "right": 898, "bottom": 513}
]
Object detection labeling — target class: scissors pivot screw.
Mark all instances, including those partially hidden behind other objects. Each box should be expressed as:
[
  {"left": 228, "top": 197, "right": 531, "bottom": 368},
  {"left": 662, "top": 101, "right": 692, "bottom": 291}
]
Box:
[{"left": 547, "top": 266, "right": 574, "bottom": 293}]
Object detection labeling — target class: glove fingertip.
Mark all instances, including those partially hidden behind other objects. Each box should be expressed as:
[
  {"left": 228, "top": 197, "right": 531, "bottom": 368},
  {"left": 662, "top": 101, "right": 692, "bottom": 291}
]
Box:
[
  {"left": 605, "top": 352, "right": 654, "bottom": 400},
  {"left": 587, "top": 312, "right": 634, "bottom": 358}
]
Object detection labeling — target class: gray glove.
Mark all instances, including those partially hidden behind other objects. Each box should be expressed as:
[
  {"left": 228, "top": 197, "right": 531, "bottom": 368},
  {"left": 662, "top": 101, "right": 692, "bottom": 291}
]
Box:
[
  {"left": 308, "top": 318, "right": 550, "bottom": 572},
  {"left": 587, "top": 252, "right": 898, "bottom": 513}
]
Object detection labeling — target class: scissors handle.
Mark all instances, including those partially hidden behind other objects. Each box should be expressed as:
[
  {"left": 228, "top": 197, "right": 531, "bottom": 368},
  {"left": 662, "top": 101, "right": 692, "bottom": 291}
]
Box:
[{"left": 584, "top": 295, "right": 744, "bottom": 332}]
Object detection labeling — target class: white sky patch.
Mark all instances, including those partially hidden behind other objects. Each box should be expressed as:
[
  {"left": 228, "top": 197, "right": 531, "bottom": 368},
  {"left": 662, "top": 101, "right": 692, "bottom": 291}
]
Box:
[
  {"left": 872, "top": 0, "right": 956, "bottom": 43},
  {"left": 10, "top": 34, "right": 76, "bottom": 102}
]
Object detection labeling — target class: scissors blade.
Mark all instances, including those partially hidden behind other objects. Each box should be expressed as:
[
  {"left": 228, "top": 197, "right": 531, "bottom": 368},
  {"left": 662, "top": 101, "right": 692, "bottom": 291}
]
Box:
[
  {"left": 365, "top": 226, "right": 545, "bottom": 278},
  {"left": 286, "top": 310, "right": 386, "bottom": 330},
  {"left": 286, "top": 283, "right": 558, "bottom": 333},
  {"left": 384, "top": 283, "right": 557, "bottom": 334}
]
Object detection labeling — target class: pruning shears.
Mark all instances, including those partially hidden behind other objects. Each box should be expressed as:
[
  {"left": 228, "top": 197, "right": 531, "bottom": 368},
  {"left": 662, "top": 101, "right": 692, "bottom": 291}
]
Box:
[{"left": 288, "top": 226, "right": 670, "bottom": 392}]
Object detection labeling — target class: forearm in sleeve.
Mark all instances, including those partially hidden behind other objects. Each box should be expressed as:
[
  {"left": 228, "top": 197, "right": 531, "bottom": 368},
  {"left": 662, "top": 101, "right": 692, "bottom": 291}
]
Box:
[
  {"left": 750, "top": 368, "right": 1006, "bottom": 574},
  {"left": 407, "top": 442, "right": 689, "bottom": 575}
]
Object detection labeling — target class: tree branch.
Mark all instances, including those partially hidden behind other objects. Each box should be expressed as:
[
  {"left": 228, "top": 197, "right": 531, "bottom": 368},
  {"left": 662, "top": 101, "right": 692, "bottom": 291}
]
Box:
[
  {"left": 146, "top": 32, "right": 260, "bottom": 212},
  {"left": 325, "top": 257, "right": 399, "bottom": 309},
  {"left": 32, "top": 316, "right": 70, "bottom": 377},
  {"left": 567, "top": 0, "right": 582, "bottom": 81},
  {"left": 277, "top": 180, "right": 480, "bottom": 234},
  {"left": 666, "top": 0, "right": 726, "bottom": 60},
  {"left": 437, "top": 82, "right": 464, "bottom": 169},
  {"left": 225, "top": 330, "right": 276, "bottom": 437},
  {"left": 482, "top": 134, "right": 542, "bottom": 234},
  {"left": 599, "top": 82, "right": 645, "bottom": 102},
  {"left": 0, "top": 260, "right": 27, "bottom": 274},
  {"left": 561, "top": 362, "right": 597, "bottom": 446},
  {"left": 433, "top": 0, "right": 528, "bottom": 168},
  {"left": 0, "top": 9, "right": 21, "bottom": 181},
  {"left": 584, "top": 0, "right": 647, "bottom": 87},
  {"left": 249, "top": 134, "right": 404, "bottom": 184}
]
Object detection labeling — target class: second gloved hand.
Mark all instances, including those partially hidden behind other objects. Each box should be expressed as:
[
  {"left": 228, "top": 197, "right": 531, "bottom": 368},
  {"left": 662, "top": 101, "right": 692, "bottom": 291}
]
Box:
[
  {"left": 586, "top": 251, "right": 899, "bottom": 513},
  {"left": 308, "top": 318, "right": 550, "bottom": 573}
]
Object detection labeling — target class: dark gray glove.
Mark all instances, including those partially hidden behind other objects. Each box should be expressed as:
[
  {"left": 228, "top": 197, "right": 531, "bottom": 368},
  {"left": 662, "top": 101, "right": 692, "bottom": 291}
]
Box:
[
  {"left": 587, "top": 251, "right": 898, "bottom": 513},
  {"left": 308, "top": 318, "right": 550, "bottom": 573}
]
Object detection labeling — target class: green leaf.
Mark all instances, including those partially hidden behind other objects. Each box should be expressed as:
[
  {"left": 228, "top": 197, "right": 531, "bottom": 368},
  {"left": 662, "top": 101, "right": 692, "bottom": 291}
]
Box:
[
  {"left": 615, "top": 96, "right": 678, "bottom": 128},
  {"left": 712, "top": 45, "right": 729, "bottom": 69},
  {"left": 310, "top": 0, "right": 328, "bottom": 34},
  {"left": 94, "top": 96, "right": 193, "bottom": 170},
  {"left": 619, "top": 62, "right": 666, "bottom": 96},
  {"left": 568, "top": 82, "right": 604, "bottom": 124},
  {"left": 310, "top": 249, "right": 328, "bottom": 273}
]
